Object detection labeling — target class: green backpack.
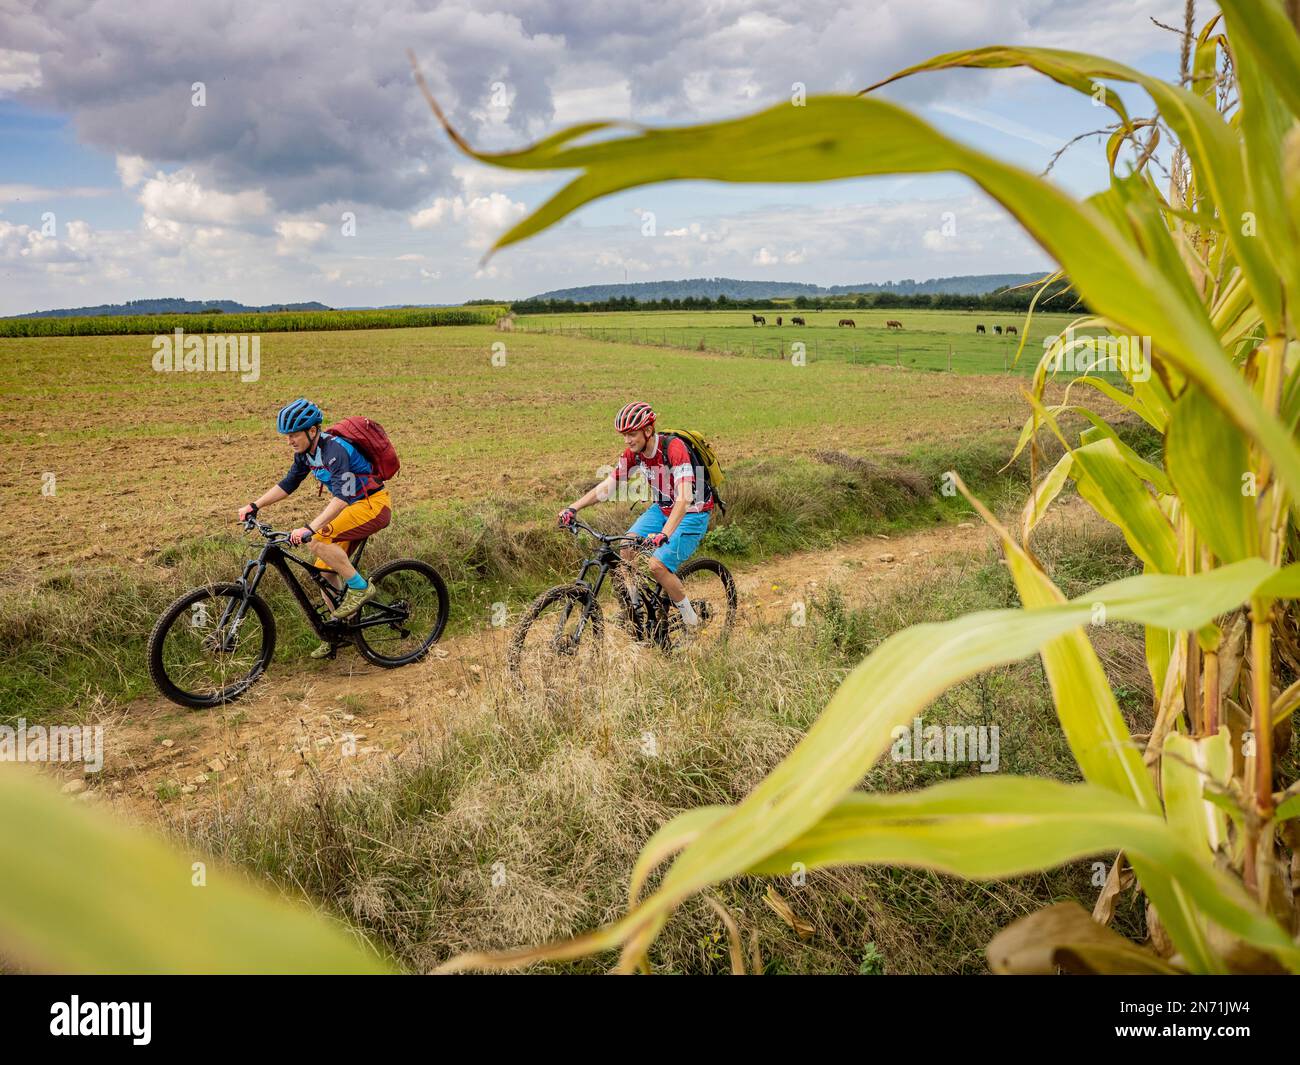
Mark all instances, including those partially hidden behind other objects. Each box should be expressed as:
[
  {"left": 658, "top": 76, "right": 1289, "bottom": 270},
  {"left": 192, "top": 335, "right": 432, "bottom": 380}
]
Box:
[{"left": 657, "top": 427, "right": 727, "bottom": 514}]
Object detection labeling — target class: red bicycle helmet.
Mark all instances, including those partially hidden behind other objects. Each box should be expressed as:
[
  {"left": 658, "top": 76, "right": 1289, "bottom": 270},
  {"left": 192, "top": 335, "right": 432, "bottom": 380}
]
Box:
[{"left": 615, "top": 401, "right": 655, "bottom": 433}]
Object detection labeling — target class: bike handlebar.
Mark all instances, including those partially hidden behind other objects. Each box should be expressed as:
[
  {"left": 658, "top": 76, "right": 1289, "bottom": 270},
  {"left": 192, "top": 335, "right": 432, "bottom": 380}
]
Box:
[
  {"left": 564, "top": 516, "right": 650, "bottom": 551},
  {"left": 239, "top": 516, "right": 299, "bottom": 545}
]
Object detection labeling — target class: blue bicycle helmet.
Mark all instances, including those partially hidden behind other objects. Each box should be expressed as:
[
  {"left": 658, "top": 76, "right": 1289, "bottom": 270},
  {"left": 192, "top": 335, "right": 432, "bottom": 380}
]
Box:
[{"left": 276, "top": 398, "right": 323, "bottom": 434}]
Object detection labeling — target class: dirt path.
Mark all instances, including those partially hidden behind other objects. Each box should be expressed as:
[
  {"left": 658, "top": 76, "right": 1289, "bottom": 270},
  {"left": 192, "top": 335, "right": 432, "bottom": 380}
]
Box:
[{"left": 61, "top": 517, "right": 1000, "bottom": 825}]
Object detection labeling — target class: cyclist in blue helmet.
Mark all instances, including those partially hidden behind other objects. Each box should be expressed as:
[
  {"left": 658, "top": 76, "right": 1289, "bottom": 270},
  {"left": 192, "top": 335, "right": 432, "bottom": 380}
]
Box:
[{"left": 238, "top": 400, "right": 391, "bottom": 653}]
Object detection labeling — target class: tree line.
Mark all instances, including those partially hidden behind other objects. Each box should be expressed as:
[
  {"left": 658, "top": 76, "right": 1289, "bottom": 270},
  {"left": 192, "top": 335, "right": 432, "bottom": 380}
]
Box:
[{"left": 510, "top": 279, "right": 1082, "bottom": 315}]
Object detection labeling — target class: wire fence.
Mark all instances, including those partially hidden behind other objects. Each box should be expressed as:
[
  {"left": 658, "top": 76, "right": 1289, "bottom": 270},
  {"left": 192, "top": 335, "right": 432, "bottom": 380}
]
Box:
[{"left": 517, "top": 319, "right": 1033, "bottom": 374}]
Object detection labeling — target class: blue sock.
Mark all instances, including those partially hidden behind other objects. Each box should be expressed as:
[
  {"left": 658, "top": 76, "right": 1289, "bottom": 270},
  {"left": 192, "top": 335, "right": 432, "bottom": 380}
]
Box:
[{"left": 346, "top": 573, "right": 368, "bottom": 590}]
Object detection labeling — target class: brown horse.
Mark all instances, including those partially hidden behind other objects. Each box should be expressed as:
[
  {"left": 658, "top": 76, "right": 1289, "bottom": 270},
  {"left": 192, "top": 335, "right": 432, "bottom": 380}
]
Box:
[
  {"left": 791, "top": 316, "right": 806, "bottom": 326},
  {"left": 1005, "top": 325, "right": 1017, "bottom": 336},
  {"left": 975, "top": 324, "right": 986, "bottom": 334},
  {"left": 885, "top": 319, "right": 903, "bottom": 330},
  {"left": 838, "top": 319, "right": 855, "bottom": 327},
  {"left": 776, "top": 316, "right": 783, "bottom": 326},
  {"left": 752, "top": 314, "right": 766, "bottom": 326}
]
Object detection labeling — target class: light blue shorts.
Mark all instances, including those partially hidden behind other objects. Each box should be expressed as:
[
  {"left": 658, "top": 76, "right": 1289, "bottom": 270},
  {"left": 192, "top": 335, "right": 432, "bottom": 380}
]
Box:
[{"left": 627, "top": 508, "right": 711, "bottom": 573}]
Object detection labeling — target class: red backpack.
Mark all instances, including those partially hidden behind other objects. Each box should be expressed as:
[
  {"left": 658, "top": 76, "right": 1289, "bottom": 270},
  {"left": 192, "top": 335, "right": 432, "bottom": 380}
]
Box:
[{"left": 325, "top": 416, "right": 400, "bottom": 482}]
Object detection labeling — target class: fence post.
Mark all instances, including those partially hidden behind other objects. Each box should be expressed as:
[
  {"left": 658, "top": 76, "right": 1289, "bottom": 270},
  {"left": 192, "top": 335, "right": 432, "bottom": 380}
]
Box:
[
  {"left": 947, "top": 344, "right": 952, "bottom": 373},
  {"left": 895, "top": 342, "right": 900, "bottom": 368}
]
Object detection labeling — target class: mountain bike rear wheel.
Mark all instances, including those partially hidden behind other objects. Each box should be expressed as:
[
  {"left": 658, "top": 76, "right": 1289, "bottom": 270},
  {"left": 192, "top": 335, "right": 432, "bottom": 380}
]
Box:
[
  {"left": 351, "top": 559, "right": 450, "bottom": 667},
  {"left": 668, "top": 558, "right": 737, "bottom": 650}
]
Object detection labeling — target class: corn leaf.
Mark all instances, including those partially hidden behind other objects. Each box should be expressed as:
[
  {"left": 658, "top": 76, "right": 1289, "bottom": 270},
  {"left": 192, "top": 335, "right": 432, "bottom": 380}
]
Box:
[
  {"left": 1166, "top": 384, "right": 1260, "bottom": 563},
  {"left": 988, "top": 901, "right": 1182, "bottom": 974},
  {"left": 1162, "top": 728, "right": 1233, "bottom": 860},
  {"left": 0, "top": 767, "right": 392, "bottom": 974},
  {"left": 1071, "top": 438, "right": 1179, "bottom": 572},
  {"left": 745, "top": 777, "right": 1296, "bottom": 970}
]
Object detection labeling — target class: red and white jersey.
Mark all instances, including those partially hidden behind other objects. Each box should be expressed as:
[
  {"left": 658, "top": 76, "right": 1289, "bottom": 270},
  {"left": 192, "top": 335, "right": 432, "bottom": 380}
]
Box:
[{"left": 613, "top": 433, "right": 714, "bottom": 515}]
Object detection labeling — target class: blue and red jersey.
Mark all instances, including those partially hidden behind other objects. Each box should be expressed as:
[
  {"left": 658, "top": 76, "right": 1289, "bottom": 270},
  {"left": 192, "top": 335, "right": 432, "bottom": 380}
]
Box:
[{"left": 278, "top": 433, "right": 382, "bottom": 504}]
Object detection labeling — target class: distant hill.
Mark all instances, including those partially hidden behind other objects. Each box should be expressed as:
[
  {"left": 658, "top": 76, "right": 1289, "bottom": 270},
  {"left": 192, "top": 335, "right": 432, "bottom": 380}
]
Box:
[
  {"left": 9, "top": 297, "right": 332, "bottom": 319},
  {"left": 527, "top": 274, "right": 1046, "bottom": 302}
]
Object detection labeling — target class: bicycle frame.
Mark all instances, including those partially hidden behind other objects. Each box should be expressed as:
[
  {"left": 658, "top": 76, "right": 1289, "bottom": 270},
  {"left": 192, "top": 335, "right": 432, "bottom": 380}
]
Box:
[
  {"left": 213, "top": 534, "right": 408, "bottom": 647},
  {"left": 564, "top": 522, "right": 669, "bottom": 645}
]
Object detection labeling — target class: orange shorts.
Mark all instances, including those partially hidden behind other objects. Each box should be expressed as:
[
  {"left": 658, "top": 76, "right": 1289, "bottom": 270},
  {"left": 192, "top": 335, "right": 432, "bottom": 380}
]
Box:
[{"left": 312, "top": 489, "right": 391, "bottom": 569}]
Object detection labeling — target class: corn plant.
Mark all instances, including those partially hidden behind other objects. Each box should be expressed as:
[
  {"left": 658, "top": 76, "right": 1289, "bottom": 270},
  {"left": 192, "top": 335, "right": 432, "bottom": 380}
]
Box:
[
  {"left": 420, "top": 0, "right": 1300, "bottom": 974},
  {"left": 0, "top": 306, "right": 500, "bottom": 337}
]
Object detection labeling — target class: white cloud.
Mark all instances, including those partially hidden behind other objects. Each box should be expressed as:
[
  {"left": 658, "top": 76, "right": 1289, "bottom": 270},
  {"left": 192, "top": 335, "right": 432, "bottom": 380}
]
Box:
[
  {"left": 274, "top": 219, "right": 329, "bottom": 254},
  {"left": 408, "top": 191, "right": 527, "bottom": 247},
  {"left": 409, "top": 199, "right": 452, "bottom": 229},
  {"left": 116, "top": 155, "right": 150, "bottom": 189},
  {"left": 137, "top": 169, "right": 271, "bottom": 227},
  {"left": 0, "top": 48, "right": 40, "bottom": 95},
  {"left": 450, "top": 162, "right": 539, "bottom": 197},
  {"left": 922, "top": 229, "right": 948, "bottom": 251}
]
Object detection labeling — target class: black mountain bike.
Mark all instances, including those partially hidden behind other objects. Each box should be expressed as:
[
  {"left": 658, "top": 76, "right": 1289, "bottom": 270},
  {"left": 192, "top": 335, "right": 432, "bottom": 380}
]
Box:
[
  {"left": 507, "top": 516, "right": 736, "bottom": 681},
  {"left": 147, "top": 517, "right": 449, "bottom": 708}
]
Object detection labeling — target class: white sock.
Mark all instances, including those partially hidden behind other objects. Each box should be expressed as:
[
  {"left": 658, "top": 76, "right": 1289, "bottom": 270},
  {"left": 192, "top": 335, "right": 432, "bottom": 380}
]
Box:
[
  {"left": 627, "top": 584, "right": 640, "bottom": 607},
  {"left": 675, "top": 596, "right": 699, "bottom": 626}
]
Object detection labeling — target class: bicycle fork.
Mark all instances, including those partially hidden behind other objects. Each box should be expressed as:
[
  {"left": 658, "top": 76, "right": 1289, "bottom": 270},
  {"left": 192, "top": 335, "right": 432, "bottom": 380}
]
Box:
[
  {"left": 552, "top": 580, "right": 599, "bottom": 653},
  {"left": 209, "top": 559, "right": 264, "bottom": 653}
]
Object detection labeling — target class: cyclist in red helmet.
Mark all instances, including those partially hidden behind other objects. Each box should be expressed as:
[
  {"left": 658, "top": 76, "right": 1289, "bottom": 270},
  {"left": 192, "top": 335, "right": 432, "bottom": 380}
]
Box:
[{"left": 558, "top": 401, "right": 713, "bottom": 627}]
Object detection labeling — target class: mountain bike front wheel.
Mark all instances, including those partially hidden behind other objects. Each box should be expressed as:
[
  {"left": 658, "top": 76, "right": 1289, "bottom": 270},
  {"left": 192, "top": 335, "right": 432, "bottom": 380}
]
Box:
[
  {"left": 507, "top": 583, "right": 605, "bottom": 685},
  {"left": 147, "top": 583, "right": 277, "bottom": 709}
]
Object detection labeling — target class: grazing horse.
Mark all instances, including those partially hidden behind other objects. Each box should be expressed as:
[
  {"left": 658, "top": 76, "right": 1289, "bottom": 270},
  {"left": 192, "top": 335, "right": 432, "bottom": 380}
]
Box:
[
  {"left": 776, "top": 316, "right": 783, "bottom": 326},
  {"left": 752, "top": 314, "right": 766, "bottom": 326},
  {"left": 993, "top": 325, "right": 1003, "bottom": 335},
  {"left": 975, "top": 324, "right": 986, "bottom": 334},
  {"left": 1005, "top": 325, "right": 1017, "bottom": 336},
  {"left": 838, "top": 318, "right": 855, "bottom": 327},
  {"left": 885, "top": 319, "right": 903, "bottom": 330},
  {"left": 791, "top": 316, "right": 806, "bottom": 326}
]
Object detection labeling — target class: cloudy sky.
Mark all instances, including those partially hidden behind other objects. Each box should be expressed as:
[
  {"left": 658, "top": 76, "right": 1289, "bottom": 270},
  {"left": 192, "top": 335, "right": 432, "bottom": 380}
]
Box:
[{"left": 0, "top": 0, "right": 1199, "bottom": 314}]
